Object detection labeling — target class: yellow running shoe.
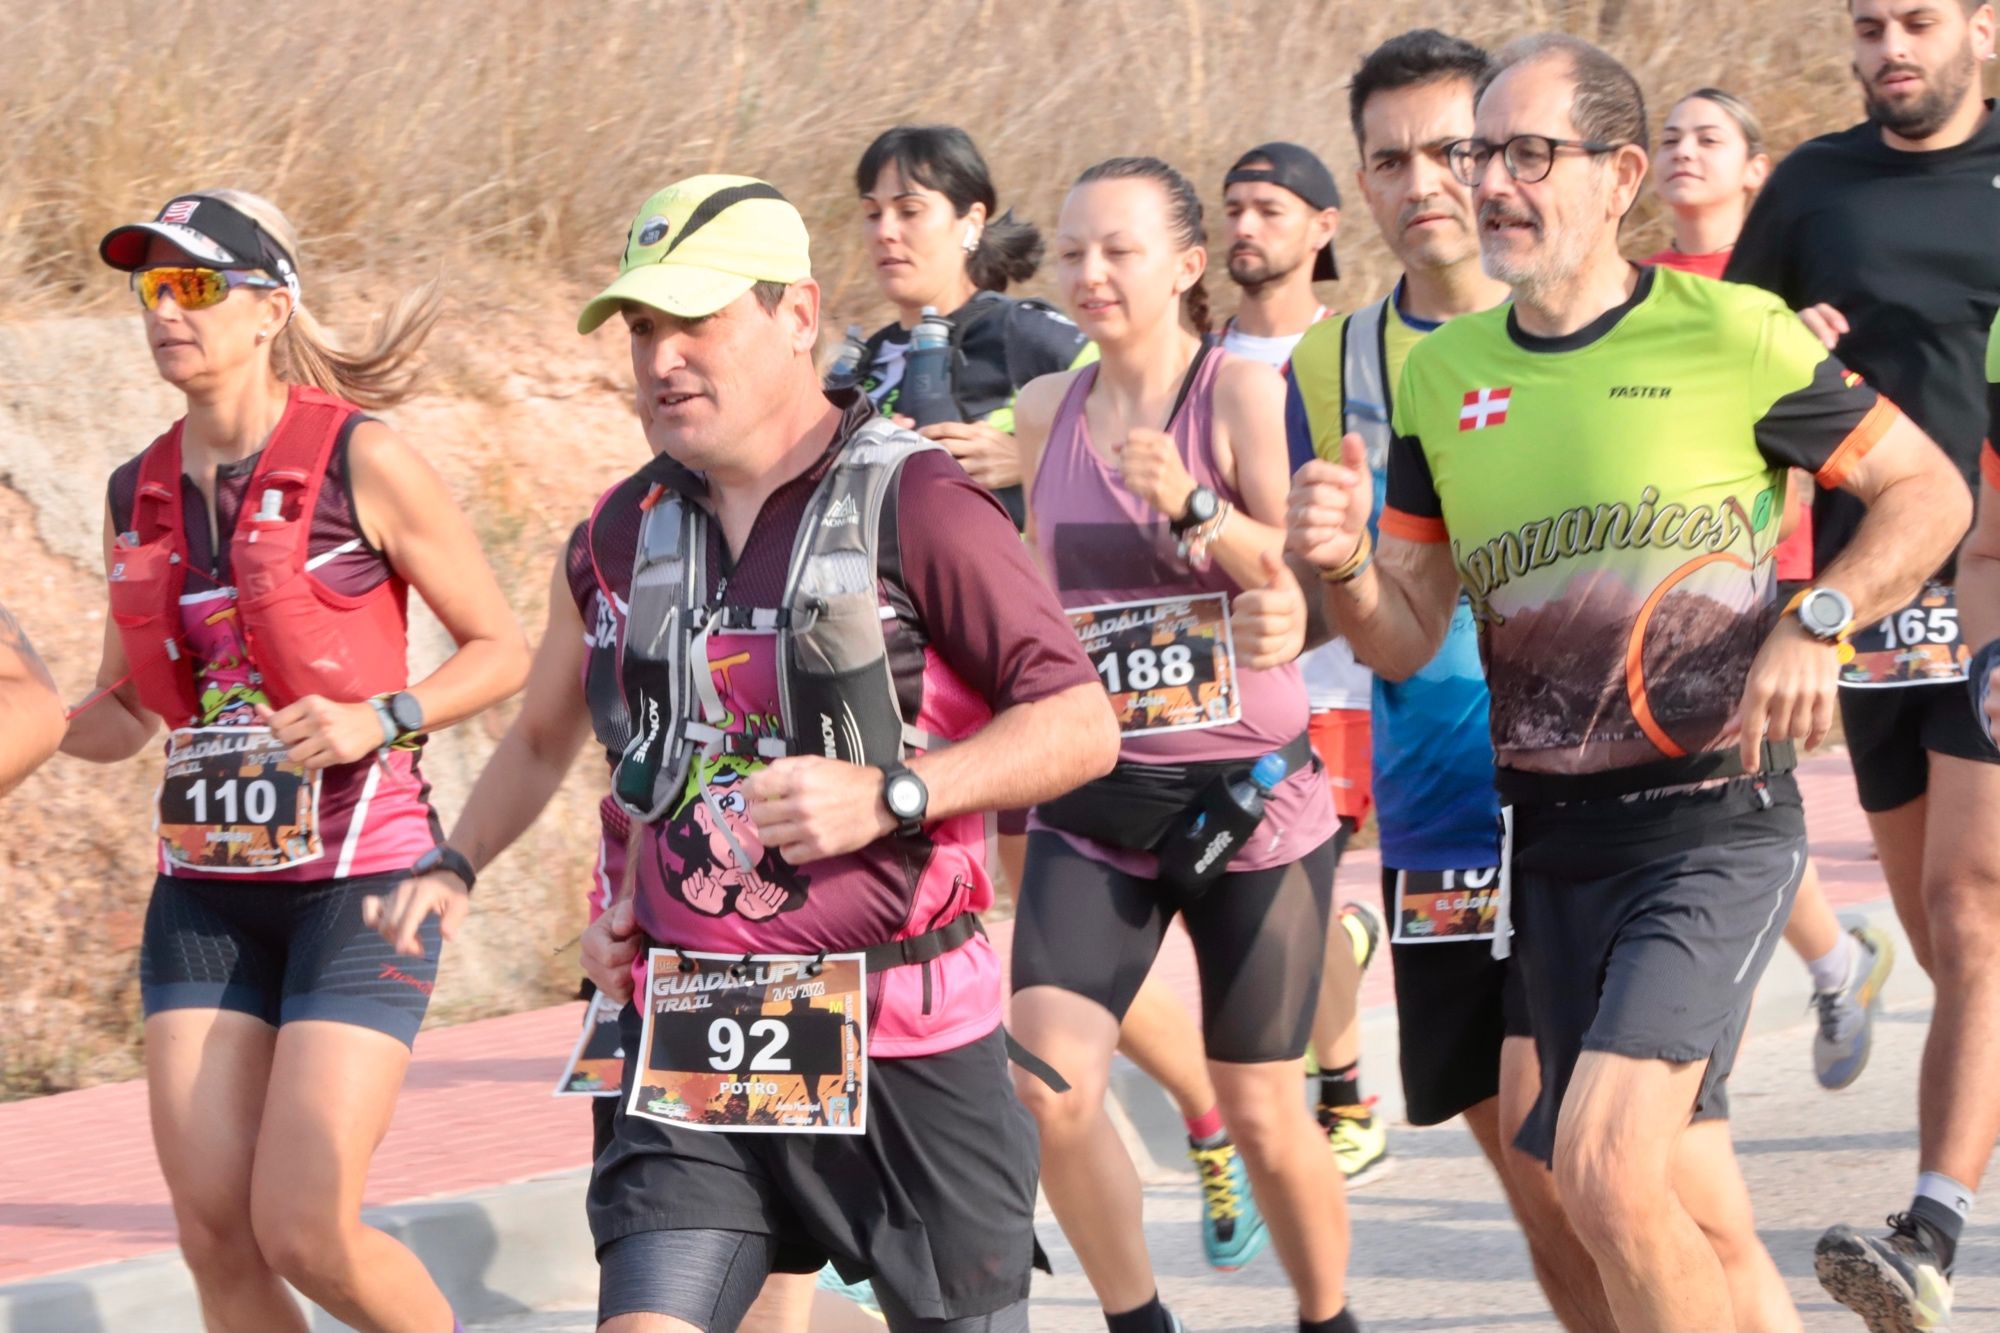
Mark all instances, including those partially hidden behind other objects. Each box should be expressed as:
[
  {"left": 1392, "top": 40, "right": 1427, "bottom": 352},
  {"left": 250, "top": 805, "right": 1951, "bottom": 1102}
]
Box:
[
  {"left": 1339, "top": 900, "right": 1385, "bottom": 972},
  {"left": 1322, "top": 1097, "right": 1392, "bottom": 1186}
]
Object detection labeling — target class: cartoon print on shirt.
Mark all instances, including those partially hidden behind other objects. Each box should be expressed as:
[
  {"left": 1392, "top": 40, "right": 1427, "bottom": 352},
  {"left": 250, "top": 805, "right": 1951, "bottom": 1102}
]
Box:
[{"left": 656, "top": 755, "right": 811, "bottom": 921}]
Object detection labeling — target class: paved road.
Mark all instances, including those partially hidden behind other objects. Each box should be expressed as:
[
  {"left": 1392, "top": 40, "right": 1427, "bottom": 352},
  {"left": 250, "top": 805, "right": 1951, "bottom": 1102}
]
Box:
[{"left": 472, "top": 997, "right": 1989, "bottom": 1331}]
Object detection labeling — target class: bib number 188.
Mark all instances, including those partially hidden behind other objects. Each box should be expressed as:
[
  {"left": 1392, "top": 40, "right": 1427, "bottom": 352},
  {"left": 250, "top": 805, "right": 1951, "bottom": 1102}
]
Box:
[
  {"left": 1096, "top": 643, "right": 1196, "bottom": 694},
  {"left": 708, "top": 1017, "right": 793, "bottom": 1072}
]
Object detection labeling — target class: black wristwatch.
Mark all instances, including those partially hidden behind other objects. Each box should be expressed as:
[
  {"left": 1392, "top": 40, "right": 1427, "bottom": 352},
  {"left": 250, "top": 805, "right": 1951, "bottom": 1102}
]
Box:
[
  {"left": 1170, "top": 485, "right": 1220, "bottom": 536},
  {"left": 412, "top": 844, "right": 476, "bottom": 893},
  {"left": 386, "top": 690, "right": 426, "bottom": 740},
  {"left": 879, "top": 762, "right": 929, "bottom": 837}
]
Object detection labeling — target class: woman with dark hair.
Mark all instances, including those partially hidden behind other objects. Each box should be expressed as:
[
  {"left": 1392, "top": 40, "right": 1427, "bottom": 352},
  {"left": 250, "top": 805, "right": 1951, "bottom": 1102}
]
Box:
[
  {"left": 848, "top": 124, "right": 1096, "bottom": 526},
  {"left": 1009, "top": 155, "right": 1359, "bottom": 1333}
]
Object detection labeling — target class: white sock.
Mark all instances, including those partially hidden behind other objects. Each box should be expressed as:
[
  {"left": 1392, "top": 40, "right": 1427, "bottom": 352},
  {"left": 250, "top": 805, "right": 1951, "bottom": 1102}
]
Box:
[
  {"left": 1807, "top": 931, "right": 1857, "bottom": 995},
  {"left": 1917, "top": 1171, "right": 1975, "bottom": 1221}
]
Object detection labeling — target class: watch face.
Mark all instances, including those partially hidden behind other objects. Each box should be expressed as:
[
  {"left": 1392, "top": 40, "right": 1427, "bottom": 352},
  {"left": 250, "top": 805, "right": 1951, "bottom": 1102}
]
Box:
[
  {"left": 1803, "top": 589, "right": 1847, "bottom": 633},
  {"left": 887, "top": 774, "right": 924, "bottom": 819},
  {"left": 1186, "top": 487, "right": 1219, "bottom": 525},
  {"left": 390, "top": 692, "right": 424, "bottom": 733}
]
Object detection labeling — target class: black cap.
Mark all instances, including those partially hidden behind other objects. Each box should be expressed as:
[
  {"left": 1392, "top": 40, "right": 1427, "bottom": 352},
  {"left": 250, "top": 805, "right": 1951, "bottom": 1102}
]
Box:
[
  {"left": 1224, "top": 142, "right": 1341, "bottom": 281},
  {"left": 99, "top": 195, "right": 297, "bottom": 285}
]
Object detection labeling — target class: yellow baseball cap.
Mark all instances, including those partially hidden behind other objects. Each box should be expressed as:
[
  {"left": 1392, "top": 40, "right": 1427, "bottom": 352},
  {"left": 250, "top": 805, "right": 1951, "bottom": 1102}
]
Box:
[{"left": 578, "top": 175, "right": 812, "bottom": 334}]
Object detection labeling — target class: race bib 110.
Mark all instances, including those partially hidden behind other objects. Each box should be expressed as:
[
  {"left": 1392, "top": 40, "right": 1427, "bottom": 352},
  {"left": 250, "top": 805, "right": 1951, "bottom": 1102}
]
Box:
[{"left": 158, "top": 727, "right": 322, "bottom": 874}]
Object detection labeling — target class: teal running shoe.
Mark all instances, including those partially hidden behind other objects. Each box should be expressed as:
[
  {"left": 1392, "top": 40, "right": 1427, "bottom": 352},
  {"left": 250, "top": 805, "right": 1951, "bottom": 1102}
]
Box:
[{"left": 1189, "top": 1135, "right": 1268, "bottom": 1271}]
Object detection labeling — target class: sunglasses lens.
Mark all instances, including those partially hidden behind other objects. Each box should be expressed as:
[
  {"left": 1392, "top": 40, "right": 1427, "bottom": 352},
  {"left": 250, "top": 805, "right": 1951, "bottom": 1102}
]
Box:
[{"left": 137, "top": 268, "right": 228, "bottom": 311}]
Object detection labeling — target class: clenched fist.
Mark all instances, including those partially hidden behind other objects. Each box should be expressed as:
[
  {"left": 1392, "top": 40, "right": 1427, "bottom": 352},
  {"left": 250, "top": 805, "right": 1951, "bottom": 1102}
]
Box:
[
  {"left": 1286, "top": 433, "right": 1373, "bottom": 574},
  {"left": 1114, "top": 427, "right": 1197, "bottom": 520}
]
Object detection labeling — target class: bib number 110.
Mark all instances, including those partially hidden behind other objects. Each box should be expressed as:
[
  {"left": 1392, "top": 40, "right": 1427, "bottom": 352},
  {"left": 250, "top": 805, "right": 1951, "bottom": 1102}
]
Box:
[
  {"left": 185, "top": 777, "right": 280, "bottom": 825},
  {"left": 1097, "top": 644, "right": 1196, "bottom": 694}
]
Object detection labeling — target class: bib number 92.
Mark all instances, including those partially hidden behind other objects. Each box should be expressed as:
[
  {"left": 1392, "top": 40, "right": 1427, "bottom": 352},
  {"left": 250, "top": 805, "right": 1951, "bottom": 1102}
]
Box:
[
  {"left": 707, "top": 1017, "right": 793, "bottom": 1072},
  {"left": 1095, "top": 643, "right": 1196, "bottom": 693}
]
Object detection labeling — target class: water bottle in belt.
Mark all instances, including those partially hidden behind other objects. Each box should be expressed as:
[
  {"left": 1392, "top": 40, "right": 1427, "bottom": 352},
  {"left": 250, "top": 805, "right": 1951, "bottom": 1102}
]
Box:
[
  {"left": 899, "top": 306, "right": 958, "bottom": 427},
  {"left": 1157, "top": 752, "right": 1289, "bottom": 895}
]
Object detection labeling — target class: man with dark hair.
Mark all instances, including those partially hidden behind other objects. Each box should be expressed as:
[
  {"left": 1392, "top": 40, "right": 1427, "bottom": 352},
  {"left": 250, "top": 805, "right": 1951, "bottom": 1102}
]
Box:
[
  {"left": 1728, "top": 3, "right": 2000, "bottom": 1325},
  {"left": 0, "top": 602, "right": 63, "bottom": 798},
  {"left": 1287, "top": 31, "right": 1617, "bottom": 1328},
  {"left": 1292, "top": 32, "right": 1971, "bottom": 1331}
]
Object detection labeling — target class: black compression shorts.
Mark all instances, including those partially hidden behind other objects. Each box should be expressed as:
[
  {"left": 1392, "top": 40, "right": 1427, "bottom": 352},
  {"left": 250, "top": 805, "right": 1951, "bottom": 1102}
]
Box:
[
  {"left": 1009, "top": 831, "right": 1338, "bottom": 1064},
  {"left": 1839, "top": 681, "right": 2000, "bottom": 813},
  {"left": 140, "top": 871, "right": 439, "bottom": 1047}
]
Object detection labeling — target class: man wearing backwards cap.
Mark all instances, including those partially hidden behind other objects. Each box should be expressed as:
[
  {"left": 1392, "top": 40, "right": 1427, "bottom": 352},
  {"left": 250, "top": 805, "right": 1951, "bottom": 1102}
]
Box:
[{"left": 368, "top": 174, "right": 1120, "bottom": 1331}]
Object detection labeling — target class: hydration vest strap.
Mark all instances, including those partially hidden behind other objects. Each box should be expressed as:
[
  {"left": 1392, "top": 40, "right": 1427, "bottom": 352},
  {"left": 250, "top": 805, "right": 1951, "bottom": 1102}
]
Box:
[
  {"left": 858, "top": 910, "right": 984, "bottom": 972},
  {"left": 1340, "top": 296, "right": 1394, "bottom": 472},
  {"left": 614, "top": 493, "right": 705, "bottom": 821}
]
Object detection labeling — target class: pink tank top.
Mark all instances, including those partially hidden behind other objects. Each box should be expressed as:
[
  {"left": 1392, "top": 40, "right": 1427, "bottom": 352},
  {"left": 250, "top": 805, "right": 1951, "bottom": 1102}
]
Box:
[{"left": 1028, "top": 349, "right": 1336, "bottom": 874}]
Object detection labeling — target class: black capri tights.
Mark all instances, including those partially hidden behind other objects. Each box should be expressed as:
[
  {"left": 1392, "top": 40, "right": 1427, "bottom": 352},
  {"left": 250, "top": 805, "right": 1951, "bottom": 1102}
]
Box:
[
  {"left": 1010, "top": 831, "right": 1338, "bottom": 1063},
  {"left": 597, "top": 1228, "right": 1030, "bottom": 1332}
]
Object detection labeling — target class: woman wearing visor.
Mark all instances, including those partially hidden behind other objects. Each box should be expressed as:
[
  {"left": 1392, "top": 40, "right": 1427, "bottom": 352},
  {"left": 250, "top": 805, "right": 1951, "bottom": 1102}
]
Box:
[{"left": 63, "top": 190, "right": 527, "bottom": 1333}]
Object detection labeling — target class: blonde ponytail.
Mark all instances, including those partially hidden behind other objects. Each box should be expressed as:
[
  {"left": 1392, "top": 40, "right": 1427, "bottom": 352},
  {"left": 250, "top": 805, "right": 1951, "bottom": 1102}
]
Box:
[{"left": 191, "top": 188, "right": 441, "bottom": 411}]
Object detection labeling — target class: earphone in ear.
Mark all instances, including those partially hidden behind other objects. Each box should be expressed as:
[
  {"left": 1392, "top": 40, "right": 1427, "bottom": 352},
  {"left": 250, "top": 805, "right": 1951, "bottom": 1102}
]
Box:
[{"left": 962, "top": 223, "right": 979, "bottom": 252}]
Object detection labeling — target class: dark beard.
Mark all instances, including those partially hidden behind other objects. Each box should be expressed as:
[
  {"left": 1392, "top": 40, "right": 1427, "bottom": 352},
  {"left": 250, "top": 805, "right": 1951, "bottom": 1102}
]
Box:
[
  {"left": 1862, "top": 46, "right": 1977, "bottom": 140},
  {"left": 1228, "top": 252, "right": 1298, "bottom": 294}
]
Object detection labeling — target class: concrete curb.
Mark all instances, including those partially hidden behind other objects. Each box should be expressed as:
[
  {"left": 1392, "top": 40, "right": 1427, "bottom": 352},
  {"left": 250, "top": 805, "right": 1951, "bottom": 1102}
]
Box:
[
  {"left": 1, "top": 903, "right": 1927, "bottom": 1330},
  {"left": 0, "top": 1171, "right": 595, "bottom": 1333}
]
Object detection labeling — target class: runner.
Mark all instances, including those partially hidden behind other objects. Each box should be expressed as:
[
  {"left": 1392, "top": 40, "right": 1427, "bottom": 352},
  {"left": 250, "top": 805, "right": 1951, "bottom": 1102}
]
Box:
[
  {"left": 1648, "top": 86, "right": 1897, "bottom": 1094},
  {"left": 849, "top": 124, "right": 1095, "bottom": 527},
  {"left": 1284, "top": 29, "right": 1613, "bottom": 1330},
  {"left": 1010, "top": 155, "right": 1359, "bottom": 1333},
  {"left": 0, "top": 602, "right": 63, "bottom": 798},
  {"left": 1289, "top": 34, "right": 1969, "bottom": 1331},
  {"left": 60, "top": 189, "right": 530, "bottom": 1333},
  {"left": 1726, "top": 1, "right": 2000, "bottom": 1322},
  {"left": 368, "top": 173, "right": 1120, "bottom": 1333},
  {"left": 1209, "top": 139, "right": 1392, "bottom": 1188}
]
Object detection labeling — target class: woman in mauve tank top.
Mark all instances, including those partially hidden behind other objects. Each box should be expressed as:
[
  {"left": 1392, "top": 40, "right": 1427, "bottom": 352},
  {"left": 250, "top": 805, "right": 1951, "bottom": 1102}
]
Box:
[
  {"left": 60, "top": 189, "right": 528, "bottom": 1333},
  {"left": 1006, "top": 157, "right": 1361, "bottom": 1333}
]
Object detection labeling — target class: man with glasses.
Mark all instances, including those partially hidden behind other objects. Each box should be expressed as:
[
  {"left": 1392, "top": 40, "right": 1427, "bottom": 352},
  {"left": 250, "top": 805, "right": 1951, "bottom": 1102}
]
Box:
[{"left": 1287, "top": 33, "right": 1970, "bottom": 1330}]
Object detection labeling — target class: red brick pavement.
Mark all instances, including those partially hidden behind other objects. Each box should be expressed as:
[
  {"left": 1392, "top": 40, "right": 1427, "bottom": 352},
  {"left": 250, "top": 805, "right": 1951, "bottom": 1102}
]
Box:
[{"left": 0, "top": 753, "right": 1886, "bottom": 1285}]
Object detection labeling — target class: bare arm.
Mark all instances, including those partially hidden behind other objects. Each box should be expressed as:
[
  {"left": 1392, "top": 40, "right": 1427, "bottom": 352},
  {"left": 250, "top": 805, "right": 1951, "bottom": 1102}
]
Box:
[
  {"left": 348, "top": 420, "right": 531, "bottom": 730},
  {"left": 1012, "top": 369, "right": 1079, "bottom": 550},
  {"left": 367, "top": 551, "right": 597, "bottom": 955},
  {"left": 1287, "top": 437, "right": 1460, "bottom": 681},
  {"left": 61, "top": 504, "right": 161, "bottom": 763},
  {"left": 1194, "top": 358, "right": 1294, "bottom": 590},
  {"left": 0, "top": 603, "right": 65, "bottom": 797},
  {"left": 913, "top": 681, "right": 1119, "bottom": 819},
  {"left": 1814, "top": 414, "right": 1972, "bottom": 623}
]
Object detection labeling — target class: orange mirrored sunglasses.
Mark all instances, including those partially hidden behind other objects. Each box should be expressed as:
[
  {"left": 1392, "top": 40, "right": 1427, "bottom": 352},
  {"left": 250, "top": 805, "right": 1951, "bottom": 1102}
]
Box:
[{"left": 132, "top": 266, "right": 280, "bottom": 312}]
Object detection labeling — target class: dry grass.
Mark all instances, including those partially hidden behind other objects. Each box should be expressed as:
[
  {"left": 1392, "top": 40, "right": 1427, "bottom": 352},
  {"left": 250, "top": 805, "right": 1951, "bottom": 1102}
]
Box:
[{"left": 4, "top": 0, "right": 1885, "bottom": 337}]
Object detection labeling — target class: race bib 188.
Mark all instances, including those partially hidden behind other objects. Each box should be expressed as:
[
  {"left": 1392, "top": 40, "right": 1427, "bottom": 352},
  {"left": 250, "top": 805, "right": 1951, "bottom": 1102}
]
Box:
[
  {"left": 158, "top": 727, "right": 322, "bottom": 874},
  {"left": 1069, "top": 593, "right": 1241, "bottom": 735},
  {"left": 1839, "top": 583, "right": 1967, "bottom": 688},
  {"left": 628, "top": 949, "right": 867, "bottom": 1134}
]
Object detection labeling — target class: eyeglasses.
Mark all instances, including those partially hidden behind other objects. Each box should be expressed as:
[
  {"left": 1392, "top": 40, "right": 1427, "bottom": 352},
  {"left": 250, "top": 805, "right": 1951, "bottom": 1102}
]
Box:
[
  {"left": 1444, "top": 135, "right": 1627, "bottom": 187},
  {"left": 132, "top": 266, "right": 280, "bottom": 312}
]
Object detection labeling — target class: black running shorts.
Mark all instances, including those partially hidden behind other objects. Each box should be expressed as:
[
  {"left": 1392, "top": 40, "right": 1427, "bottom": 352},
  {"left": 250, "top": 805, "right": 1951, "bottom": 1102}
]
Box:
[
  {"left": 139, "top": 871, "right": 439, "bottom": 1046},
  {"left": 1010, "top": 832, "right": 1338, "bottom": 1064},
  {"left": 1839, "top": 681, "right": 2000, "bottom": 813},
  {"left": 588, "top": 1018, "right": 1039, "bottom": 1325},
  {"left": 1379, "top": 867, "right": 1530, "bottom": 1127},
  {"left": 1509, "top": 775, "right": 1806, "bottom": 1164}
]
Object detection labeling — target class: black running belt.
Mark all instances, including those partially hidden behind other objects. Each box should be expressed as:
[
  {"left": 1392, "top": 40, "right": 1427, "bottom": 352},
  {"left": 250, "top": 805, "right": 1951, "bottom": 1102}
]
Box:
[{"left": 1494, "top": 740, "right": 1797, "bottom": 806}]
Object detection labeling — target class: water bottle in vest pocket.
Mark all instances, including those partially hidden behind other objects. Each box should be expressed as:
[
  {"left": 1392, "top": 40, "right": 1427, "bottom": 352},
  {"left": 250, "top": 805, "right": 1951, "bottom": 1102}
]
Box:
[{"left": 785, "top": 591, "right": 905, "bottom": 767}]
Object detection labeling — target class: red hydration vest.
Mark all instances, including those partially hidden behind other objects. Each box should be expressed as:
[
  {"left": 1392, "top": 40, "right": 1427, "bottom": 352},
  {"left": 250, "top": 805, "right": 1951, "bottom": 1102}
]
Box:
[{"left": 107, "top": 384, "right": 410, "bottom": 726}]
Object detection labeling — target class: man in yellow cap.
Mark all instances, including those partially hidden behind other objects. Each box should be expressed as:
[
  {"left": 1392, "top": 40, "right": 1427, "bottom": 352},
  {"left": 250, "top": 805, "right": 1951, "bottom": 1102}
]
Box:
[{"left": 368, "top": 175, "right": 1122, "bottom": 1330}]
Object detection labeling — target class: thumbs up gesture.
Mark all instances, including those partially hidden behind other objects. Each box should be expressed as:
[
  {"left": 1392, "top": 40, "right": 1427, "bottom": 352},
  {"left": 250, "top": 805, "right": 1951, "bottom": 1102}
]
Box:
[
  {"left": 1286, "top": 433, "right": 1372, "bottom": 574},
  {"left": 1232, "top": 548, "right": 1308, "bottom": 670}
]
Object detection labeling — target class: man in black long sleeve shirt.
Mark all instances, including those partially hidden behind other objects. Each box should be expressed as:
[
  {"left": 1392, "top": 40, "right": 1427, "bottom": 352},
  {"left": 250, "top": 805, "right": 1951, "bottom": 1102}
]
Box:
[{"left": 1727, "top": 2, "right": 2000, "bottom": 1327}]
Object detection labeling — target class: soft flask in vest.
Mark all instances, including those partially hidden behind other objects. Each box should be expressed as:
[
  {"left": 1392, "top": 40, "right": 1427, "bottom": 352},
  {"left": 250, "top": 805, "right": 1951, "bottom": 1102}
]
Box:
[
  {"left": 899, "top": 307, "right": 958, "bottom": 427},
  {"left": 1156, "top": 753, "right": 1289, "bottom": 896}
]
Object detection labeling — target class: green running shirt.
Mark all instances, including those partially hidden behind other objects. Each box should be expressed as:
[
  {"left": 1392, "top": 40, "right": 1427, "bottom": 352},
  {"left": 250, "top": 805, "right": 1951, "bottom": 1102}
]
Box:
[{"left": 1383, "top": 265, "right": 1896, "bottom": 776}]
